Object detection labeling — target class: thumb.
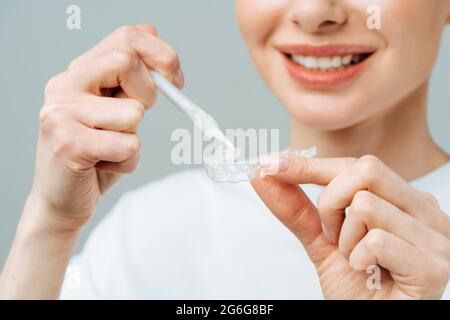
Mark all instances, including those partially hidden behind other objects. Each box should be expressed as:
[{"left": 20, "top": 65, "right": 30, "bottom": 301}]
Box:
[
  {"left": 135, "top": 23, "right": 158, "bottom": 36},
  {"left": 251, "top": 176, "right": 334, "bottom": 267}
]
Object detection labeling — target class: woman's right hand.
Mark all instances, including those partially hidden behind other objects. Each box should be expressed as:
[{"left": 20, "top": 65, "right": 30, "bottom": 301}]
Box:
[{"left": 28, "top": 24, "right": 184, "bottom": 231}]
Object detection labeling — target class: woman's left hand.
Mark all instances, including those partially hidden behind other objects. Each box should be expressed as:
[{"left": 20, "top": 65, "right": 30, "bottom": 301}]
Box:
[{"left": 252, "top": 155, "right": 450, "bottom": 299}]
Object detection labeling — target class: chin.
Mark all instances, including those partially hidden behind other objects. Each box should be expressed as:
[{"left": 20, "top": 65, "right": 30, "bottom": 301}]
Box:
[
  {"left": 278, "top": 89, "right": 374, "bottom": 131},
  {"left": 289, "top": 109, "right": 365, "bottom": 131}
]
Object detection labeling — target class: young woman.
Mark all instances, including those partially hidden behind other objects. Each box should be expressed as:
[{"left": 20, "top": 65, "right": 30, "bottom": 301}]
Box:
[{"left": 1, "top": 0, "right": 450, "bottom": 300}]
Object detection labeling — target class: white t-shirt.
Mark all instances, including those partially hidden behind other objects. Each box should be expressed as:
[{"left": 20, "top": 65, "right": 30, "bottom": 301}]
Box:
[{"left": 61, "top": 162, "right": 450, "bottom": 300}]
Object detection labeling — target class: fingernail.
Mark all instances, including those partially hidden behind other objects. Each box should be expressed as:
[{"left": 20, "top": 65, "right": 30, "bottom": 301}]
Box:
[
  {"left": 278, "top": 156, "right": 291, "bottom": 172},
  {"left": 321, "top": 223, "right": 333, "bottom": 243},
  {"left": 259, "top": 155, "right": 290, "bottom": 176},
  {"left": 174, "top": 69, "right": 184, "bottom": 89}
]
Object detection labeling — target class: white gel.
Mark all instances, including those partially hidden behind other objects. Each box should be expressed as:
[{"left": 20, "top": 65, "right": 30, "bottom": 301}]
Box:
[
  {"left": 191, "top": 109, "right": 236, "bottom": 152},
  {"left": 204, "top": 147, "right": 317, "bottom": 183},
  {"left": 151, "top": 71, "right": 236, "bottom": 154}
]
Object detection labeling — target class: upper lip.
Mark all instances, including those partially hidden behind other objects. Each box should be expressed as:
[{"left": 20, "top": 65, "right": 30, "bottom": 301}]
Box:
[{"left": 276, "top": 44, "right": 377, "bottom": 57}]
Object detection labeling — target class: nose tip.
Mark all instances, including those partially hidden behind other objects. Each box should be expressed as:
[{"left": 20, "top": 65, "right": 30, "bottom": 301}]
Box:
[{"left": 290, "top": 0, "right": 348, "bottom": 34}]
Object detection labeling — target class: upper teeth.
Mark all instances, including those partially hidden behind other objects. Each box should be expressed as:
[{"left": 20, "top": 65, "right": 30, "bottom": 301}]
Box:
[{"left": 291, "top": 54, "right": 357, "bottom": 70}]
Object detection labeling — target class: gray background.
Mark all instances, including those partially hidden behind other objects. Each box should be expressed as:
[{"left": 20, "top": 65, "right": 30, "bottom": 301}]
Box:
[{"left": 0, "top": 0, "right": 449, "bottom": 266}]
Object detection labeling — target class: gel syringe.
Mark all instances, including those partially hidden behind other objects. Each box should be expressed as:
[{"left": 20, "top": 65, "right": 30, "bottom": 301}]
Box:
[{"left": 151, "top": 71, "right": 236, "bottom": 152}]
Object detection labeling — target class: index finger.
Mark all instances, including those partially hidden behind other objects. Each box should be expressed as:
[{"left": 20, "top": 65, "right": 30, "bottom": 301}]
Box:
[
  {"left": 259, "top": 155, "right": 356, "bottom": 186},
  {"left": 68, "top": 24, "right": 157, "bottom": 70},
  {"left": 69, "top": 25, "right": 183, "bottom": 89}
]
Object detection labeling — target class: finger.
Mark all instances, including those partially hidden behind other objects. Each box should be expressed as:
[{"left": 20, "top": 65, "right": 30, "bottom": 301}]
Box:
[
  {"left": 415, "top": 192, "right": 450, "bottom": 237},
  {"left": 96, "top": 152, "right": 141, "bottom": 174},
  {"left": 259, "top": 155, "right": 355, "bottom": 186},
  {"left": 69, "top": 25, "right": 183, "bottom": 89},
  {"left": 68, "top": 24, "right": 158, "bottom": 70},
  {"left": 135, "top": 23, "right": 158, "bottom": 36},
  {"left": 417, "top": 191, "right": 441, "bottom": 208},
  {"left": 349, "top": 229, "right": 449, "bottom": 299},
  {"left": 59, "top": 123, "right": 141, "bottom": 166},
  {"left": 68, "top": 48, "right": 156, "bottom": 108},
  {"left": 71, "top": 97, "right": 145, "bottom": 133},
  {"left": 317, "top": 156, "right": 439, "bottom": 243},
  {"left": 251, "top": 176, "right": 334, "bottom": 267},
  {"left": 339, "top": 191, "right": 450, "bottom": 260}
]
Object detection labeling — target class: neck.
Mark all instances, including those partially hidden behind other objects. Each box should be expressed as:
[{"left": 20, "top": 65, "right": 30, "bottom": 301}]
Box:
[{"left": 289, "top": 82, "right": 449, "bottom": 181}]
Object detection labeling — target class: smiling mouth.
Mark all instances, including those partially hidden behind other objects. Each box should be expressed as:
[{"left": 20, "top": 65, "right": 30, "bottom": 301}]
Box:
[
  {"left": 287, "top": 52, "right": 374, "bottom": 71},
  {"left": 277, "top": 44, "right": 377, "bottom": 88}
]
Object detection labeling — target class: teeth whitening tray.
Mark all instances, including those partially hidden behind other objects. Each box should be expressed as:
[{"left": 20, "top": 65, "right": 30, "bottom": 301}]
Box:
[{"left": 151, "top": 71, "right": 316, "bottom": 183}]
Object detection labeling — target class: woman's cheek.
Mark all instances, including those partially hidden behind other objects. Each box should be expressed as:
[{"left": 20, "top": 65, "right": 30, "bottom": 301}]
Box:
[
  {"left": 236, "top": 0, "right": 287, "bottom": 44},
  {"left": 375, "top": 0, "right": 445, "bottom": 87}
]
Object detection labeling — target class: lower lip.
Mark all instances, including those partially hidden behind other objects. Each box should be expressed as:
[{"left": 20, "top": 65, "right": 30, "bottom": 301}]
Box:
[{"left": 283, "top": 54, "right": 371, "bottom": 89}]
